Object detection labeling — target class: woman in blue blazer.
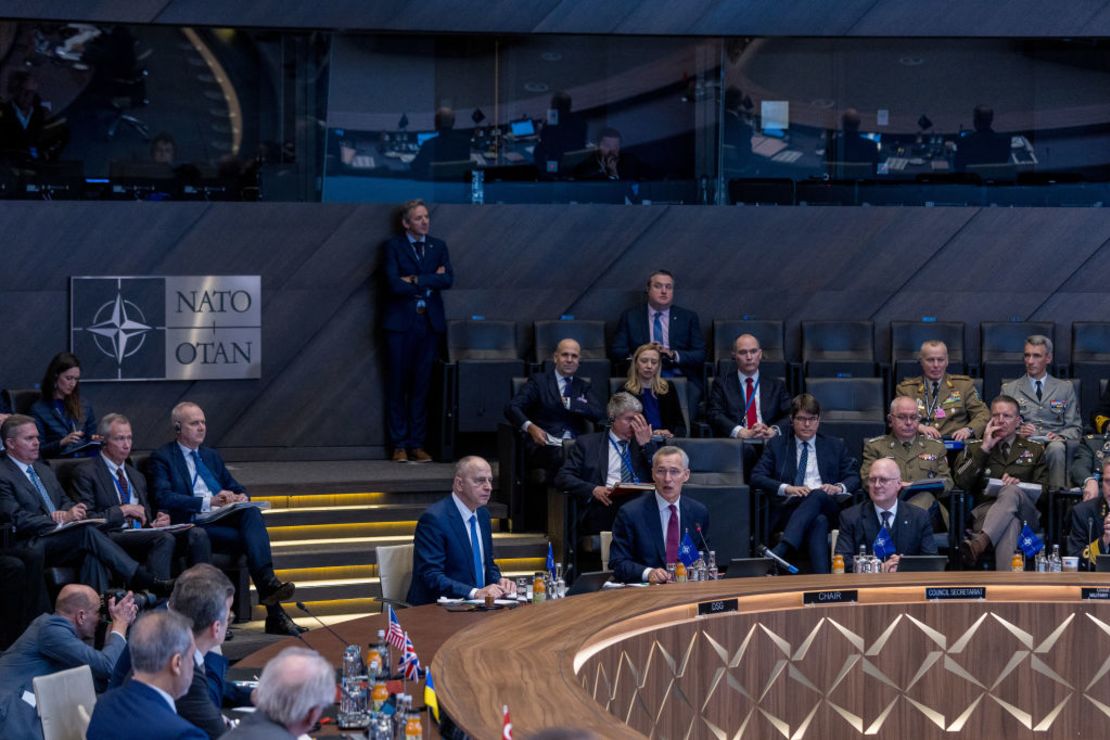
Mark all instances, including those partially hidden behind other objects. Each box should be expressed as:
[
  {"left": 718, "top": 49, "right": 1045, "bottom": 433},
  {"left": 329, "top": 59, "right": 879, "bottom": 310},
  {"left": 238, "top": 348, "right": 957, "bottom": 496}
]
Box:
[
  {"left": 622, "top": 344, "right": 686, "bottom": 438},
  {"left": 30, "top": 352, "right": 99, "bottom": 458}
]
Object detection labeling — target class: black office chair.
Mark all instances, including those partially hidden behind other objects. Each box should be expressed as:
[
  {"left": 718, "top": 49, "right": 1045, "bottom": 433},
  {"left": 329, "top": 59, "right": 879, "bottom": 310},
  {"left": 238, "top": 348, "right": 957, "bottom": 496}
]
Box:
[
  {"left": 980, "top": 321, "right": 1056, "bottom": 400},
  {"left": 3, "top": 388, "right": 39, "bottom": 415},
  {"left": 446, "top": 320, "right": 525, "bottom": 435},
  {"left": 890, "top": 320, "right": 967, "bottom": 383},
  {"left": 804, "top": 377, "right": 886, "bottom": 467},
  {"left": 534, "top": 320, "right": 611, "bottom": 404},
  {"left": 1071, "top": 322, "right": 1110, "bottom": 422},
  {"left": 711, "top": 319, "right": 788, "bottom": 385},
  {"left": 801, "top": 320, "right": 877, "bottom": 379}
]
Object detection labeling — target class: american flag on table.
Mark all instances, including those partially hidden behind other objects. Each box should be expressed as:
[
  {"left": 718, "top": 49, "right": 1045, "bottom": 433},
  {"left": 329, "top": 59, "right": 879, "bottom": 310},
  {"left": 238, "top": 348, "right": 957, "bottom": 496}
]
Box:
[{"left": 386, "top": 604, "right": 406, "bottom": 651}]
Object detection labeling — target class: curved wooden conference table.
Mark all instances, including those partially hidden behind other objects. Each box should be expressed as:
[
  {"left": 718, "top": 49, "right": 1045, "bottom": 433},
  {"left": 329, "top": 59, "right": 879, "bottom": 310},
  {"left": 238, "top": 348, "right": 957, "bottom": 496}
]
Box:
[{"left": 242, "top": 573, "right": 1110, "bottom": 739}]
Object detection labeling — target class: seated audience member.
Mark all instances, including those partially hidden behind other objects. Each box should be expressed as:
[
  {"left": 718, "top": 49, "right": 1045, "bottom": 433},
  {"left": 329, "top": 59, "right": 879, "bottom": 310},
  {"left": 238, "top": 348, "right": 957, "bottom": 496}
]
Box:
[
  {"left": 554, "top": 392, "right": 659, "bottom": 538},
  {"left": 408, "top": 456, "right": 515, "bottom": 605},
  {"left": 895, "top": 340, "right": 988, "bottom": 442},
  {"left": 750, "top": 394, "right": 860, "bottom": 574},
  {"left": 707, "top": 333, "right": 791, "bottom": 440},
  {"left": 410, "top": 107, "right": 473, "bottom": 179},
  {"left": 505, "top": 338, "right": 605, "bottom": 476},
  {"left": 1068, "top": 460, "right": 1110, "bottom": 565},
  {"left": 956, "top": 395, "right": 1047, "bottom": 571},
  {"left": 0, "top": 70, "right": 68, "bottom": 165},
  {"left": 612, "top": 270, "right": 706, "bottom": 414},
  {"left": 150, "top": 402, "right": 301, "bottom": 635},
  {"left": 151, "top": 132, "right": 176, "bottom": 165},
  {"left": 0, "top": 415, "right": 173, "bottom": 594},
  {"left": 87, "top": 610, "right": 205, "bottom": 740},
  {"left": 30, "top": 352, "right": 99, "bottom": 458},
  {"left": 954, "top": 104, "right": 1012, "bottom": 171},
  {"left": 1072, "top": 429, "right": 1110, "bottom": 502},
  {"left": 223, "top": 647, "right": 335, "bottom": 740},
  {"left": 835, "top": 457, "right": 937, "bottom": 572},
  {"left": 0, "top": 584, "right": 136, "bottom": 740},
  {"left": 608, "top": 446, "right": 709, "bottom": 584},
  {"left": 72, "top": 413, "right": 211, "bottom": 577},
  {"left": 1091, "top": 381, "right": 1110, "bottom": 435},
  {"left": 1000, "top": 335, "right": 1080, "bottom": 494},
  {"left": 622, "top": 344, "right": 685, "bottom": 438},
  {"left": 572, "top": 126, "right": 644, "bottom": 181},
  {"left": 532, "top": 90, "right": 587, "bottom": 177},
  {"left": 827, "top": 108, "right": 879, "bottom": 174},
  {"left": 860, "top": 396, "right": 954, "bottom": 528}
]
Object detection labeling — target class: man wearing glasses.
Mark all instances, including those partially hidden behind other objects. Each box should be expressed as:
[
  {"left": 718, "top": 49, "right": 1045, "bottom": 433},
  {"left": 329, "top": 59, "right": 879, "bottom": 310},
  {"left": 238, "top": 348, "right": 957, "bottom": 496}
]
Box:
[
  {"left": 751, "top": 394, "right": 860, "bottom": 573},
  {"left": 835, "top": 457, "right": 937, "bottom": 572}
]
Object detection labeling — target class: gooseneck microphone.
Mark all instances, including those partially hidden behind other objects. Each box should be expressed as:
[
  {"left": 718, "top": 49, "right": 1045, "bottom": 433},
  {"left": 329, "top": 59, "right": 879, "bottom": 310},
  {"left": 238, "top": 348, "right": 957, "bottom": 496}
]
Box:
[
  {"left": 694, "top": 524, "right": 712, "bottom": 555},
  {"left": 296, "top": 601, "right": 353, "bottom": 647},
  {"left": 757, "top": 544, "right": 800, "bottom": 575}
]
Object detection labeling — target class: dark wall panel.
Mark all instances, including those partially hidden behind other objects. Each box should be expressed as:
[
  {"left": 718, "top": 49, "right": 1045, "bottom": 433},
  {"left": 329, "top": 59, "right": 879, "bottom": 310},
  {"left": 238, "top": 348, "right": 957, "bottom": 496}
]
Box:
[{"left": 3, "top": 201, "right": 1110, "bottom": 459}]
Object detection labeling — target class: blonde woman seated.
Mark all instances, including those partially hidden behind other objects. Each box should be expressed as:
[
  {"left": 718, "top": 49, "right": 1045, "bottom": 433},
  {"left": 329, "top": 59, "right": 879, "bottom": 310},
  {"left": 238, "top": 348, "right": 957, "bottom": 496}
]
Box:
[{"left": 623, "top": 344, "right": 686, "bottom": 439}]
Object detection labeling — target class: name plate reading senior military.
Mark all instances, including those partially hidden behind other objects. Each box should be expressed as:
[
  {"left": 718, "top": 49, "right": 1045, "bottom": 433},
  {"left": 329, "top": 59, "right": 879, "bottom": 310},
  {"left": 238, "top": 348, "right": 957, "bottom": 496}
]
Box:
[
  {"left": 1082, "top": 587, "right": 1110, "bottom": 600},
  {"left": 925, "top": 586, "right": 986, "bottom": 600},
  {"left": 697, "top": 598, "right": 738, "bottom": 616},
  {"left": 803, "top": 590, "right": 858, "bottom": 605}
]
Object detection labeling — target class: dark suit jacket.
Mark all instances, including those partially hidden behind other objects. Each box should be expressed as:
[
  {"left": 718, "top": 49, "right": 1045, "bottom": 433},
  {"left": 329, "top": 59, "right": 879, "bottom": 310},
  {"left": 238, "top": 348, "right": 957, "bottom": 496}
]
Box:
[
  {"left": 149, "top": 442, "right": 246, "bottom": 524},
  {"left": 382, "top": 234, "right": 453, "bottom": 333},
  {"left": 70, "top": 457, "right": 154, "bottom": 529},
  {"left": 611, "top": 304, "right": 705, "bottom": 381},
  {"left": 410, "top": 129, "right": 473, "bottom": 179},
  {"left": 627, "top": 385, "right": 686, "bottom": 438},
  {"left": 222, "top": 709, "right": 294, "bottom": 740},
  {"left": 955, "top": 129, "right": 1011, "bottom": 170},
  {"left": 504, "top": 371, "right": 604, "bottom": 439},
  {"left": 554, "top": 432, "right": 658, "bottom": 535},
  {"left": 0, "top": 613, "right": 126, "bottom": 696},
  {"left": 707, "top": 372, "right": 791, "bottom": 438},
  {"left": 407, "top": 496, "right": 502, "bottom": 606},
  {"left": 0, "top": 455, "right": 79, "bottom": 541},
  {"left": 87, "top": 679, "right": 207, "bottom": 740},
  {"left": 750, "top": 431, "right": 861, "bottom": 498},
  {"left": 29, "top": 399, "right": 97, "bottom": 459},
  {"left": 608, "top": 491, "right": 709, "bottom": 583},
  {"left": 834, "top": 500, "right": 936, "bottom": 569},
  {"left": 177, "top": 658, "right": 226, "bottom": 740}
]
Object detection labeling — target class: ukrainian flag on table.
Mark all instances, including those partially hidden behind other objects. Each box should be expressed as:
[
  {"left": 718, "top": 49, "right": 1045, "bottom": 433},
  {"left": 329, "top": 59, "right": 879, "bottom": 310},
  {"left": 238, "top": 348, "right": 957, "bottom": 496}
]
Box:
[{"left": 424, "top": 666, "right": 439, "bottom": 724}]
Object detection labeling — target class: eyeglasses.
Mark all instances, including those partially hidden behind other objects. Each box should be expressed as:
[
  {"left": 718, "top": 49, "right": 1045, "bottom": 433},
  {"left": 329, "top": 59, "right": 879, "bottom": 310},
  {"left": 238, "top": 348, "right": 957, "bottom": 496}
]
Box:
[
  {"left": 793, "top": 415, "right": 820, "bottom": 424},
  {"left": 867, "top": 476, "right": 901, "bottom": 486}
]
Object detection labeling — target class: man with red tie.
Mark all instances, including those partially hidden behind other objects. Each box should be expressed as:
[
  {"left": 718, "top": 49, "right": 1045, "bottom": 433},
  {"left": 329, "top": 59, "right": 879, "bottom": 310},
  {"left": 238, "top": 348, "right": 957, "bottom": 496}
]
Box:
[{"left": 707, "top": 333, "right": 792, "bottom": 441}]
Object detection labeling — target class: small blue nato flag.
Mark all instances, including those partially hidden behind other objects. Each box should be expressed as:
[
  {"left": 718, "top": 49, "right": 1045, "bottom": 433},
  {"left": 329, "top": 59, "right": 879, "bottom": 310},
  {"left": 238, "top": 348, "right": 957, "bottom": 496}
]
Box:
[
  {"left": 1019, "top": 522, "right": 1044, "bottom": 557},
  {"left": 546, "top": 542, "right": 555, "bottom": 579},
  {"left": 872, "top": 525, "right": 895, "bottom": 561},
  {"left": 678, "top": 530, "right": 698, "bottom": 567}
]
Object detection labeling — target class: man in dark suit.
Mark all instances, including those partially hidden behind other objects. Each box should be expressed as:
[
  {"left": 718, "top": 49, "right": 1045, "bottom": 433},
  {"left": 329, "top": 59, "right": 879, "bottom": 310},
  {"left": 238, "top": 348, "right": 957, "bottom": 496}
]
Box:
[
  {"left": 71, "top": 413, "right": 207, "bottom": 581},
  {"left": 750, "top": 394, "right": 860, "bottom": 574},
  {"left": 612, "top": 269, "right": 706, "bottom": 414},
  {"left": 707, "top": 333, "right": 792, "bottom": 440},
  {"left": 954, "top": 105, "right": 1012, "bottom": 172},
  {"left": 0, "top": 415, "right": 172, "bottom": 595},
  {"left": 827, "top": 108, "right": 879, "bottom": 175},
  {"left": 223, "top": 647, "right": 335, "bottom": 740},
  {"left": 835, "top": 457, "right": 936, "bottom": 572},
  {"left": 149, "top": 402, "right": 300, "bottom": 635},
  {"left": 87, "top": 610, "right": 206, "bottom": 740},
  {"left": 383, "top": 198, "right": 454, "bottom": 463},
  {"left": 1068, "top": 459, "right": 1110, "bottom": 565},
  {"left": 555, "top": 392, "right": 659, "bottom": 540},
  {"left": 408, "top": 456, "right": 515, "bottom": 605},
  {"left": 608, "top": 446, "right": 710, "bottom": 584},
  {"left": 409, "top": 107, "right": 473, "bottom": 180},
  {"left": 0, "top": 584, "right": 136, "bottom": 740}
]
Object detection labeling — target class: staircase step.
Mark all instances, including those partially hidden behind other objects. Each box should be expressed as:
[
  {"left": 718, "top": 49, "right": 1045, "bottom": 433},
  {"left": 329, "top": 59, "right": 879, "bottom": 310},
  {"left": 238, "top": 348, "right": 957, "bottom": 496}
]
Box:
[
  {"left": 261, "top": 502, "right": 509, "bottom": 526},
  {"left": 270, "top": 534, "right": 550, "bottom": 570},
  {"left": 253, "top": 491, "right": 462, "bottom": 508}
]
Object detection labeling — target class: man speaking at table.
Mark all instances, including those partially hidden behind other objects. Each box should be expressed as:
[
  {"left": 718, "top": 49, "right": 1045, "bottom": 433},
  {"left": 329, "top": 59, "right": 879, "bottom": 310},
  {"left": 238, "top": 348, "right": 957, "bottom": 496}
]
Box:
[
  {"left": 608, "top": 446, "right": 709, "bottom": 584},
  {"left": 408, "top": 456, "right": 516, "bottom": 605}
]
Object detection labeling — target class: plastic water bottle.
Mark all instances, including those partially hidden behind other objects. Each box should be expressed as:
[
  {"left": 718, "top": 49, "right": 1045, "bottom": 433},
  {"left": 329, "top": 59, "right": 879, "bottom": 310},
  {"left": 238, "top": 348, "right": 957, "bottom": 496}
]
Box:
[
  {"left": 854, "top": 545, "right": 868, "bottom": 574},
  {"left": 470, "top": 169, "right": 484, "bottom": 204},
  {"left": 707, "top": 551, "right": 718, "bottom": 580},
  {"left": 373, "top": 629, "right": 391, "bottom": 679},
  {"left": 1050, "top": 544, "right": 1062, "bottom": 573},
  {"left": 1035, "top": 549, "right": 1047, "bottom": 572}
]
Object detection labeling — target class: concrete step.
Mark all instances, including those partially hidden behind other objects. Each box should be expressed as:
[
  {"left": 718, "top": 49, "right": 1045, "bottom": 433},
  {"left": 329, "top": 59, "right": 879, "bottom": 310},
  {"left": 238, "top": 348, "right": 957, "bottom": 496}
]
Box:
[
  {"left": 270, "top": 533, "right": 550, "bottom": 570},
  {"left": 260, "top": 501, "right": 509, "bottom": 526}
]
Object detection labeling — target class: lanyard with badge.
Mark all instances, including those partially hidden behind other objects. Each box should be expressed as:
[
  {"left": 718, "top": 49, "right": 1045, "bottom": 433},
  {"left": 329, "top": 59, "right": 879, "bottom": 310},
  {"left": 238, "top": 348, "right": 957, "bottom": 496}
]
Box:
[
  {"left": 410, "top": 240, "right": 431, "bottom": 312},
  {"left": 608, "top": 436, "right": 640, "bottom": 483}
]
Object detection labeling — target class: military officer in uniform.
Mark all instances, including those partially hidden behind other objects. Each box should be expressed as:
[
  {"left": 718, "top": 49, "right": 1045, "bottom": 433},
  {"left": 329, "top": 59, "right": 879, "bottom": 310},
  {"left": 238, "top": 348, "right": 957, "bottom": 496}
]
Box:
[
  {"left": 895, "top": 340, "right": 988, "bottom": 442},
  {"left": 1071, "top": 432, "right": 1110, "bottom": 502},
  {"left": 861, "top": 396, "right": 953, "bottom": 529},
  {"left": 999, "top": 335, "right": 1080, "bottom": 493},
  {"left": 956, "top": 394, "right": 1047, "bottom": 571},
  {"left": 1066, "top": 459, "right": 1110, "bottom": 565}
]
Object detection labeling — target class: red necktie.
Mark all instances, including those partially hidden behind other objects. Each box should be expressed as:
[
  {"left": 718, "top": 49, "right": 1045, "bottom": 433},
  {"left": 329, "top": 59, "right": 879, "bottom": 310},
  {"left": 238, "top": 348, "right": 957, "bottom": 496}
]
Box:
[
  {"left": 665, "top": 504, "right": 679, "bottom": 564},
  {"left": 745, "top": 377, "right": 758, "bottom": 428},
  {"left": 116, "top": 467, "right": 130, "bottom": 504}
]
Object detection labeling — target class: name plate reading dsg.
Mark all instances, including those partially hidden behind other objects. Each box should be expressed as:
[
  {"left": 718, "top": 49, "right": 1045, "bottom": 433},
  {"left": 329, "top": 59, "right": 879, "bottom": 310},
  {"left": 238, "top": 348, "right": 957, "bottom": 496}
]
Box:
[
  {"left": 1082, "top": 588, "right": 1110, "bottom": 600},
  {"left": 925, "top": 587, "right": 986, "bottom": 600},
  {"left": 697, "top": 598, "right": 738, "bottom": 616},
  {"left": 803, "top": 590, "right": 858, "bottom": 605}
]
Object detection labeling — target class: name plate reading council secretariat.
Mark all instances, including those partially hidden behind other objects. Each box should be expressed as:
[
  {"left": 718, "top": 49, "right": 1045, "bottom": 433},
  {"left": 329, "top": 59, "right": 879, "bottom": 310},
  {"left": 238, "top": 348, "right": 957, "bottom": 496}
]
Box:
[
  {"left": 697, "top": 598, "right": 738, "bottom": 616},
  {"left": 925, "top": 587, "right": 986, "bottom": 600},
  {"left": 803, "top": 590, "right": 858, "bottom": 605}
]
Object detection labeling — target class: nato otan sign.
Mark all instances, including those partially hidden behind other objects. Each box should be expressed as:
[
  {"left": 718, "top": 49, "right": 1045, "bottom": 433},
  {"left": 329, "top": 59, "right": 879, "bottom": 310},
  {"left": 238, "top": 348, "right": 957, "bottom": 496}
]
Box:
[{"left": 70, "top": 276, "right": 261, "bottom": 381}]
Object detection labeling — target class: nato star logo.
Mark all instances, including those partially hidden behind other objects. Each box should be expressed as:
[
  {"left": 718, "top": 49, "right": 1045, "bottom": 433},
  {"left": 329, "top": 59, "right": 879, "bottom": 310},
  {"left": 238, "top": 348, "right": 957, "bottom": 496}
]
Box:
[{"left": 87, "top": 292, "right": 153, "bottom": 364}]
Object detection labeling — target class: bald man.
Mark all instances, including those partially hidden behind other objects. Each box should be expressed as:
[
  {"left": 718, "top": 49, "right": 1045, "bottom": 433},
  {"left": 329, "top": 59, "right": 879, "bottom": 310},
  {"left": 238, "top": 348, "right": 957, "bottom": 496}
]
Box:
[{"left": 224, "top": 647, "right": 335, "bottom": 739}]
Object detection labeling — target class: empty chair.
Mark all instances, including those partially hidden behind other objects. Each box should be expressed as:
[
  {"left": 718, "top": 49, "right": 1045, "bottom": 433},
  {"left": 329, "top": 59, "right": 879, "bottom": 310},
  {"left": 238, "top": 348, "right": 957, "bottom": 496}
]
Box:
[
  {"left": 447, "top": 320, "right": 525, "bottom": 434},
  {"left": 678, "top": 438, "right": 745, "bottom": 485},
  {"left": 801, "top": 320, "right": 876, "bottom": 379},
  {"left": 34, "top": 664, "right": 96, "bottom": 740},
  {"left": 804, "top": 377, "right": 886, "bottom": 463},
  {"left": 535, "top": 319, "right": 611, "bottom": 404},
  {"left": 712, "top": 320, "right": 788, "bottom": 382},
  {"left": 890, "top": 320, "right": 966, "bottom": 382},
  {"left": 675, "top": 438, "right": 751, "bottom": 562},
  {"left": 3, "top": 388, "right": 38, "bottom": 415},
  {"left": 980, "top": 321, "right": 1055, "bottom": 400},
  {"left": 375, "top": 543, "right": 414, "bottom": 609},
  {"left": 1071, "top": 322, "right": 1110, "bottom": 420}
]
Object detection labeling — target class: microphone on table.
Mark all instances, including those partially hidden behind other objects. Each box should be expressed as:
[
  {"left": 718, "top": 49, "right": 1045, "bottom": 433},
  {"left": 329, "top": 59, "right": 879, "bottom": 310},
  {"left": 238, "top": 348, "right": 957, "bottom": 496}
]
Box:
[
  {"left": 296, "top": 601, "right": 353, "bottom": 647},
  {"left": 757, "top": 544, "right": 799, "bottom": 575},
  {"left": 695, "top": 524, "right": 712, "bottom": 555}
]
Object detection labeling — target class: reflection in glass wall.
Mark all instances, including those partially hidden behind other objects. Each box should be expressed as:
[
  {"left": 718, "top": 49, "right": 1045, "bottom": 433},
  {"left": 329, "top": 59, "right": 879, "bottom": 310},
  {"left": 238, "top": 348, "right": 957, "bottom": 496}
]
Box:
[{"left": 0, "top": 21, "right": 327, "bottom": 201}]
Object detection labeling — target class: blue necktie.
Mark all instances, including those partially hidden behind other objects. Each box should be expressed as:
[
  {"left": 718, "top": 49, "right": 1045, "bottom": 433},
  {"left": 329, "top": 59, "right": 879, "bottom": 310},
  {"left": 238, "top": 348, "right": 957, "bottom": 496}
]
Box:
[
  {"left": 468, "top": 514, "right": 484, "bottom": 588},
  {"left": 618, "top": 440, "right": 633, "bottom": 482},
  {"left": 27, "top": 466, "right": 56, "bottom": 514},
  {"left": 794, "top": 442, "right": 809, "bottom": 487},
  {"left": 881, "top": 510, "right": 892, "bottom": 531},
  {"left": 652, "top": 311, "right": 664, "bottom": 345},
  {"left": 191, "top": 451, "right": 222, "bottom": 494},
  {"left": 562, "top": 376, "right": 574, "bottom": 399}
]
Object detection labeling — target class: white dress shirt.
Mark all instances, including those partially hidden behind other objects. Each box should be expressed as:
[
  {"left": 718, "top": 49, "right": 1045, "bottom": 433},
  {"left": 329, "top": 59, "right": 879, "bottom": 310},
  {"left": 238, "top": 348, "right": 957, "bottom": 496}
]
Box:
[
  {"left": 452, "top": 493, "right": 484, "bottom": 599},
  {"left": 178, "top": 442, "right": 213, "bottom": 512}
]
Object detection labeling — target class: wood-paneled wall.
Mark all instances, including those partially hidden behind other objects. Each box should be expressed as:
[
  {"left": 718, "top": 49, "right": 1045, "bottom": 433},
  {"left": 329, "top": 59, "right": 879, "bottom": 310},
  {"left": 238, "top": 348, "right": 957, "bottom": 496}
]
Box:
[{"left": 2, "top": 201, "right": 1108, "bottom": 458}]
